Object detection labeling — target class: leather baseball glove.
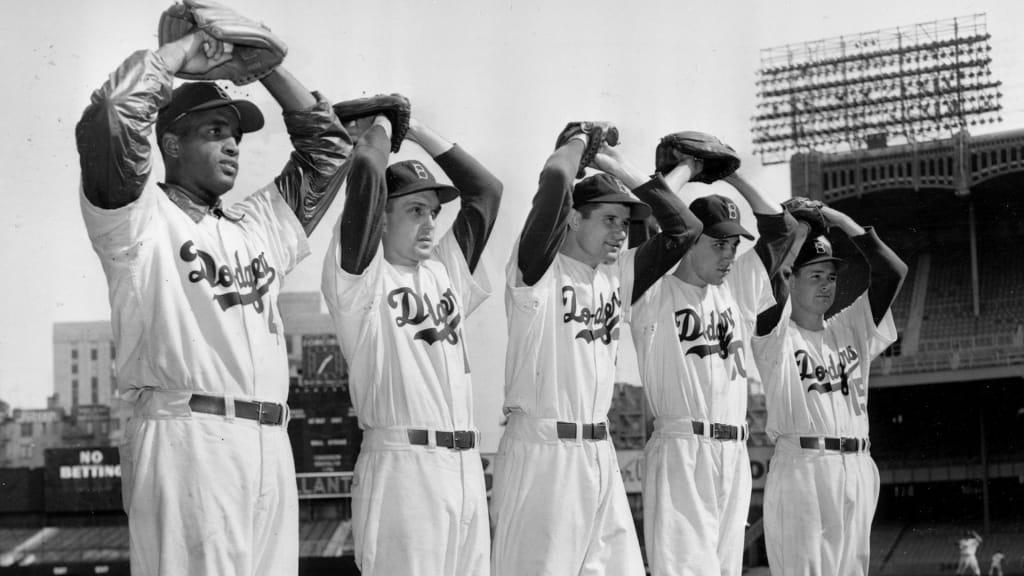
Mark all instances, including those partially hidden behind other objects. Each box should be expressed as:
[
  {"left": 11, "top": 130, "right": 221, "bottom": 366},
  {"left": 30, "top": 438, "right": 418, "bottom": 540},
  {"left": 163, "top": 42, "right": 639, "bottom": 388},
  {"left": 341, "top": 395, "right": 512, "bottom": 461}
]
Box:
[
  {"left": 655, "top": 131, "right": 740, "bottom": 183},
  {"left": 158, "top": 0, "right": 287, "bottom": 86},
  {"left": 555, "top": 121, "right": 619, "bottom": 179},
  {"left": 333, "top": 94, "right": 411, "bottom": 153},
  {"left": 782, "top": 196, "right": 830, "bottom": 237}
]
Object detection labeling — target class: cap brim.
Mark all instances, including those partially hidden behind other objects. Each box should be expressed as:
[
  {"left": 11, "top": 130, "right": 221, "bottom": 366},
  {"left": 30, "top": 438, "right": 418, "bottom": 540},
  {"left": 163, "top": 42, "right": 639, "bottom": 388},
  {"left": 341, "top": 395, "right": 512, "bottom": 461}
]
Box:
[
  {"left": 704, "top": 221, "right": 754, "bottom": 240},
  {"left": 582, "top": 193, "right": 652, "bottom": 220},
  {"left": 187, "top": 99, "right": 265, "bottom": 134},
  {"left": 797, "top": 255, "right": 846, "bottom": 270},
  {"left": 389, "top": 180, "right": 460, "bottom": 204}
]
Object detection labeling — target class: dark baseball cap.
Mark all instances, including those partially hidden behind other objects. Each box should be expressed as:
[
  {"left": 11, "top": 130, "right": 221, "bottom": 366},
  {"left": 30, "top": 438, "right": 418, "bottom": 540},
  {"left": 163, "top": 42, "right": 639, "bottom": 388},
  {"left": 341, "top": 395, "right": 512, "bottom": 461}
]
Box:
[
  {"left": 572, "top": 173, "right": 651, "bottom": 220},
  {"left": 385, "top": 160, "right": 459, "bottom": 203},
  {"left": 794, "top": 235, "right": 845, "bottom": 269},
  {"left": 690, "top": 194, "right": 753, "bottom": 240},
  {"left": 156, "top": 82, "right": 264, "bottom": 139}
]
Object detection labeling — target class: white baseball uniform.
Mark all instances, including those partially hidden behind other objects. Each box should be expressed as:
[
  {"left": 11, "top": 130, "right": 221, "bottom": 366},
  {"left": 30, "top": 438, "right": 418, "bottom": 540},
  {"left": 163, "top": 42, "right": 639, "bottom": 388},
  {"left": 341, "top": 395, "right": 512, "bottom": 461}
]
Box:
[
  {"left": 78, "top": 50, "right": 347, "bottom": 576},
  {"left": 492, "top": 244, "right": 645, "bottom": 576},
  {"left": 491, "top": 151, "right": 699, "bottom": 576},
  {"left": 626, "top": 246, "right": 772, "bottom": 576},
  {"left": 751, "top": 230, "right": 902, "bottom": 576},
  {"left": 958, "top": 536, "right": 983, "bottom": 576},
  {"left": 323, "top": 232, "right": 490, "bottom": 576},
  {"left": 321, "top": 129, "right": 501, "bottom": 576},
  {"left": 753, "top": 293, "right": 893, "bottom": 575}
]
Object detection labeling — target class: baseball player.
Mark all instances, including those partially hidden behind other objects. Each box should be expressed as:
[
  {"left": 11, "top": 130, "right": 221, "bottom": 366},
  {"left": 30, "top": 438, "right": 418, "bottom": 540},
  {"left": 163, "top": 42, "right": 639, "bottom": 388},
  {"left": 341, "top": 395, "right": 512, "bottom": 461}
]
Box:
[
  {"left": 75, "top": 9, "right": 350, "bottom": 576},
  {"left": 321, "top": 113, "right": 502, "bottom": 576},
  {"left": 490, "top": 122, "right": 704, "bottom": 576},
  {"left": 990, "top": 550, "right": 1005, "bottom": 576},
  {"left": 751, "top": 202, "right": 907, "bottom": 576},
  {"left": 626, "top": 172, "right": 799, "bottom": 576},
  {"left": 958, "top": 531, "right": 985, "bottom": 576}
]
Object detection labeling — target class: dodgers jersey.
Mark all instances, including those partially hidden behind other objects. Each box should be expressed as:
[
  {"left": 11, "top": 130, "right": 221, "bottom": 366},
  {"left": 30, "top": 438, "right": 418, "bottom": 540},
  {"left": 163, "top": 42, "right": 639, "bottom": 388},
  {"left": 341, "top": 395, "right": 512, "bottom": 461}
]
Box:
[
  {"left": 503, "top": 242, "right": 627, "bottom": 422},
  {"left": 81, "top": 182, "right": 309, "bottom": 405},
  {"left": 626, "top": 248, "right": 773, "bottom": 425},
  {"left": 322, "top": 230, "right": 489, "bottom": 430},
  {"left": 752, "top": 293, "right": 896, "bottom": 441}
]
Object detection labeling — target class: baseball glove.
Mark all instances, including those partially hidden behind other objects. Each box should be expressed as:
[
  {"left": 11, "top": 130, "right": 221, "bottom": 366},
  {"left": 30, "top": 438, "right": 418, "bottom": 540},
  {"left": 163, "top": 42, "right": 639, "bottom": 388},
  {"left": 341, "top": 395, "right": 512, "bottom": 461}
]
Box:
[
  {"left": 158, "top": 0, "right": 287, "bottom": 86},
  {"left": 555, "top": 121, "right": 619, "bottom": 179},
  {"left": 782, "top": 196, "right": 830, "bottom": 236},
  {"left": 655, "top": 131, "right": 740, "bottom": 183},
  {"left": 333, "top": 94, "right": 411, "bottom": 153}
]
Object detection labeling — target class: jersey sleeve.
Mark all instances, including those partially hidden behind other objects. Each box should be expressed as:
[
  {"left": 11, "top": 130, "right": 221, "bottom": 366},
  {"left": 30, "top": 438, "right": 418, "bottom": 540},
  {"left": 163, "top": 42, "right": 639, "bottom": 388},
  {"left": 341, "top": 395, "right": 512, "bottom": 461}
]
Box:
[
  {"left": 830, "top": 291, "right": 898, "bottom": 363},
  {"left": 434, "top": 230, "right": 491, "bottom": 318},
  {"left": 751, "top": 295, "right": 793, "bottom": 383},
  {"left": 79, "top": 182, "right": 158, "bottom": 265},
  {"left": 232, "top": 184, "right": 312, "bottom": 276},
  {"left": 729, "top": 247, "right": 774, "bottom": 325}
]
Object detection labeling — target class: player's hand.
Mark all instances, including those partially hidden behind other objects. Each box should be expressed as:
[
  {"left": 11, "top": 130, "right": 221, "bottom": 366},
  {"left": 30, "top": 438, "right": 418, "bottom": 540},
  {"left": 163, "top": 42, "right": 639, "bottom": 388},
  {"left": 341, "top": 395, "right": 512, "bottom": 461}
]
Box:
[
  {"left": 674, "top": 154, "right": 704, "bottom": 182},
  {"left": 342, "top": 115, "right": 378, "bottom": 141},
  {"left": 591, "top": 143, "right": 626, "bottom": 174},
  {"left": 176, "top": 31, "right": 234, "bottom": 76},
  {"left": 404, "top": 117, "right": 424, "bottom": 145}
]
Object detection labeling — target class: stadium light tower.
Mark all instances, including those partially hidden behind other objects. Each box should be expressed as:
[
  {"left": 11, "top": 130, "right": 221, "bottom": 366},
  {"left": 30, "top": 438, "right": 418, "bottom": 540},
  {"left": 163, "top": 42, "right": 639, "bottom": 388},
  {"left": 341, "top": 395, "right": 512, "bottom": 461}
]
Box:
[{"left": 752, "top": 14, "right": 1003, "bottom": 165}]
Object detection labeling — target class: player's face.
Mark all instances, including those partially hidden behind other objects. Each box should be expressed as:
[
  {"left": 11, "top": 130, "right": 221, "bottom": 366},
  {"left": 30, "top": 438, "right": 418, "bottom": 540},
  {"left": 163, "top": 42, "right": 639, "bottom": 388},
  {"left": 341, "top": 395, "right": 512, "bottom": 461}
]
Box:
[
  {"left": 791, "top": 262, "right": 839, "bottom": 316},
  {"left": 382, "top": 190, "right": 442, "bottom": 267},
  {"left": 174, "top": 108, "right": 243, "bottom": 201},
  {"left": 576, "top": 203, "right": 631, "bottom": 266},
  {"left": 688, "top": 234, "right": 741, "bottom": 286}
]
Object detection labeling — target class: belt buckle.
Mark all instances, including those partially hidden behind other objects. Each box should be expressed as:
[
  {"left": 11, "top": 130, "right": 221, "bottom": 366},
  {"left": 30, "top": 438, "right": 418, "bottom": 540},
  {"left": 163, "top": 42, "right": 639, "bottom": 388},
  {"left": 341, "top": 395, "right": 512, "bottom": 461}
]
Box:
[
  {"left": 592, "top": 423, "right": 608, "bottom": 440},
  {"left": 257, "top": 402, "right": 282, "bottom": 426},
  {"left": 712, "top": 423, "right": 736, "bottom": 441},
  {"left": 453, "top": 430, "right": 475, "bottom": 450}
]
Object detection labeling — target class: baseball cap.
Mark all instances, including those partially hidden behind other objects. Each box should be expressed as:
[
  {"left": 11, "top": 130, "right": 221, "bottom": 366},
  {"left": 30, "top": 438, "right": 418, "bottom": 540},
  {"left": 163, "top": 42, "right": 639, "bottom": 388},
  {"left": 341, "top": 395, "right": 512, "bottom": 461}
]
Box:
[
  {"left": 572, "top": 173, "right": 651, "bottom": 220},
  {"left": 794, "top": 235, "right": 845, "bottom": 269},
  {"left": 689, "top": 194, "right": 753, "bottom": 240},
  {"left": 385, "top": 160, "right": 459, "bottom": 203},
  {"left": 156, "top": 81, "right": 264, "bottom": 139}
]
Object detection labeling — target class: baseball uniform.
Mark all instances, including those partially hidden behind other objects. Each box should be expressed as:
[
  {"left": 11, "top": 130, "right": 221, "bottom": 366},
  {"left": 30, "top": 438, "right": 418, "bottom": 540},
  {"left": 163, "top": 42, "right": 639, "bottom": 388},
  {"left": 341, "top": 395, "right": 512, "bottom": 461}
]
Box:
[
  {"left": 625, "top": 208, "right": 796, "bottom": 576},
  {"left": 322, "top": 126, "right": 502, "bottom": 576},
  {"left": 752, "top": 228, "right": 906, "bottom": 576},
  {"left": 76, "top": 50, "right": 348, "bottom": 576},
  {"left": 959, "top": 536, "right": 983, "bottom": 576},
  {"left": 491, "top": 140, "right": 702, "bottom": 576}
]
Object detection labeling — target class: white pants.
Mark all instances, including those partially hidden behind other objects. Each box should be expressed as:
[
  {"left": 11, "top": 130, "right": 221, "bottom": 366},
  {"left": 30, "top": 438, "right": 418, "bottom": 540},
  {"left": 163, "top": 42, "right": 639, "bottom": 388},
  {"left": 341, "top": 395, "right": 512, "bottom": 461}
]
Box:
[
  {"left": 490, "top": 414, "right": 645, "bottom": 576},
  {"left": 351, "top": 428, "right": 490, "bottom": 576},
  {"left": 764, "top": 436, "right": 879, "bottom": 576},
  {"left": 643, "top": 424, "right": 752, "bottom": 576},
  {"left": 120, "top": 391, "right": 298, "bottom": 576}
]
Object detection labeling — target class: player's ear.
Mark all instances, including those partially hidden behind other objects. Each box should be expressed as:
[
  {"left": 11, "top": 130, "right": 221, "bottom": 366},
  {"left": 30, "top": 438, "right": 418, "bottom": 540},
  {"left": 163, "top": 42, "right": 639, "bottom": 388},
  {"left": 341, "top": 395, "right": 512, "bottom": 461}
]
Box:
[
  {"left": 568, "top": 209, "right": 582, "bottom": 231},
  {"left": 161, "top": 133, "right": 181, "bottom": 159}
]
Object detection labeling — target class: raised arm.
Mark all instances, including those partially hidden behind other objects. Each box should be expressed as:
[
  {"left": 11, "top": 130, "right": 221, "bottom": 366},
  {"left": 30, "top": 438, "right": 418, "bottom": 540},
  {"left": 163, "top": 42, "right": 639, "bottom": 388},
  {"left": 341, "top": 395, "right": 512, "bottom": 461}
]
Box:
[
  {"left": 725, "top": 172, "right": 799, "bottom": 281},
  {"left": 76, "top": 33, "right": 233, "bottom": 209},
  {"left": 517, "top": 137, "right": 584, "bottom": 285},
  {"left": 591, "top": 146, "right": 703, "bottom": 303},
  {"left": 264, "top": 67, "right": 352, "bottom": 236},
  {"left": 337, "top": 116, "right": 392, "bottom": 275},
  {"left": 824, "top": 207, "right": 908, "bottom": 325},
  {"left": 407, "top": 120, "right": 503, "bottom": 274}
]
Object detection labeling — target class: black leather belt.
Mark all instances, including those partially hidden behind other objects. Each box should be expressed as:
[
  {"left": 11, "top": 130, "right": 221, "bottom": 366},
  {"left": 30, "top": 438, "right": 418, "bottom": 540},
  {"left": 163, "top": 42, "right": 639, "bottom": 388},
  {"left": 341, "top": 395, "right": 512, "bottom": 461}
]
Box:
[
  {"left": 692, "top": 421, "right": 746, "bottom": 441},
  {"left": 407, "top": 429, "right": 477, "bottom": 450},
  {"left": 189, "top": 394, "right": 285, "bottom": 426},
  {"left": 800, "top": 436, "right": 870, "bottom": 453},
  {"left": 556, "top": 421, "right": 608, "bottom": 441}
]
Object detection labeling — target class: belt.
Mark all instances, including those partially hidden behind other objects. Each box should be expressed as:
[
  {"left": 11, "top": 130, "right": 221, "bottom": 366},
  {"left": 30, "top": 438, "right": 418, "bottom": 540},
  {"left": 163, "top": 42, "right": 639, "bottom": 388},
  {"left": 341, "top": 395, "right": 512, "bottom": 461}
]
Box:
[
  {"left": 556, "top": 421, "right": 608, "bottom": 441},
  {"left": 799, "top": 436, "right": 870, "bottom": 453},
  {"left": 188, "top": 394, "right": 285, "bottom": 426},
  {"left": 407, "top": 429, "right": 477, "bottom": 450},
  {"left": 692, "top": 421, "right": 747, "bottom": 441}
]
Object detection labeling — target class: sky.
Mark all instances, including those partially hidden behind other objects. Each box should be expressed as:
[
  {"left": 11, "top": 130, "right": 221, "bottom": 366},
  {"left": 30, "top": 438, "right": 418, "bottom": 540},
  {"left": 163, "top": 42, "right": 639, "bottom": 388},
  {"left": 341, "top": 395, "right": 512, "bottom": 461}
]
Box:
[{"left": 2, "top": 0, "right": 1023, "bottom": 449}]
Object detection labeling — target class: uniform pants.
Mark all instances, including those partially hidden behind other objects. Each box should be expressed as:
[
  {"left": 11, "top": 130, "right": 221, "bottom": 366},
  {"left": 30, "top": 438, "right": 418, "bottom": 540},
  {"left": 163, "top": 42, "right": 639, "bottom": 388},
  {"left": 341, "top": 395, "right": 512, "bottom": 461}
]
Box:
[
  {"left": 490, "top": 413, "right": 645, "bottom": 576},
  {"left": 764, "top": 436, "right": 879, "bottom": 576},
  {"left": 643, "top": 423, "right": 752, "bottom": 576},
  {"left": 120, "top": 391, "right": 297, "bottom": 576},
  {"left": 351, "top": 428, "right": 489, "bottom": 576}
]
